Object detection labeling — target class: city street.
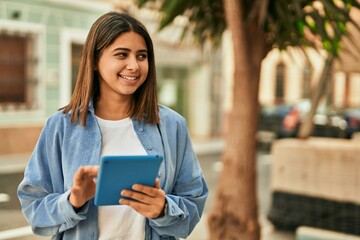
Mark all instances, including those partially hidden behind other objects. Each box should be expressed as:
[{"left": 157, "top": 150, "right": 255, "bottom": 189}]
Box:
[{"left": 0, "top": 148, "right": 295, "bottom": 240}]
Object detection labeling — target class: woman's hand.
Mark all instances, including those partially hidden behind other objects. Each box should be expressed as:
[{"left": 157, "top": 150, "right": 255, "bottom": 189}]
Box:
[
  {"left": 69, "top": 166, "right": 99, "bottom": 209},
  {"left": 120, "top": 178, "right": 166, "bottom": 219}
]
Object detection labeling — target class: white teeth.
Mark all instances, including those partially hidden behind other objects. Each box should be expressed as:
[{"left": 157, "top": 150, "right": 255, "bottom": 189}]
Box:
[{"left": 121, "top": 75, "right": 137, "bottom": 80}]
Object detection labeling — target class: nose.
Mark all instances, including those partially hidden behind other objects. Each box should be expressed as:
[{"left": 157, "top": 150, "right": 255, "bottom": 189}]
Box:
[{"left": 126, "top": 55, "right": 139, "bottom": 71}]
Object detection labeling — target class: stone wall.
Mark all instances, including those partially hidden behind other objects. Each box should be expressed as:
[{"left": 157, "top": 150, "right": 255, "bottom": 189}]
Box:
[
  {"left": 268, "top": 137, "right": 360, "bottom": 235},
  {"left": 0, "top": 126, "right": 42, "bottom": 155},
  {"left": 271, "top": 137, "right": 360, "bottom": 204}
]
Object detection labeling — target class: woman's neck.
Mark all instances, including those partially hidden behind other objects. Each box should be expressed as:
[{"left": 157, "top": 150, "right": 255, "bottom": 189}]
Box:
[{"left": 95, "top": 97, "right": 132, "bottom": 120}]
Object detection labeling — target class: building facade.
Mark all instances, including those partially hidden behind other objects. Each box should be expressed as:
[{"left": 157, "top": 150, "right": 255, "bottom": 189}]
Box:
[{"left": 259, "top": 47, "right": 360, "bottom": 109}]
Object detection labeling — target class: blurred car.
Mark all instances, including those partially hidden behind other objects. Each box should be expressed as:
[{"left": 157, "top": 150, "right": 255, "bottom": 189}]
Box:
[
  {"left": 343, "top": 108, "right": 360, "bottom": 138},
  {"left": 278, "top": 99, "right": 310, "bottom": 138},
  {"left": 259, "top": 99, "right": 347, "bottom": 139},
  {"left": 259, "top": 103, "right": 293, "bottom": 137}
]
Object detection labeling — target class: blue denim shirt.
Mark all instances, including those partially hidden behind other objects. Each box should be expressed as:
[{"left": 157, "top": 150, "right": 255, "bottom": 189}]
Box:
[{"left": 17, "top": 104, "right": 208, "bottom": 240}]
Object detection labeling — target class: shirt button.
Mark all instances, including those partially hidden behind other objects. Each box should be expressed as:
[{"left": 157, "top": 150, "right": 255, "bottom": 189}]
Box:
[
  {"left": 138, "top": 128, "right": 144, "bottom": 132},
  {"left": 147, "top": 146, "right": 153, "bottom": 150}
]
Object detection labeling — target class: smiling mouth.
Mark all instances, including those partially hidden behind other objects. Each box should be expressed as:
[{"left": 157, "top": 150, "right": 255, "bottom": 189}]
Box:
[{"left": 119, "top": 74, "right": 138, "bottom": 80}]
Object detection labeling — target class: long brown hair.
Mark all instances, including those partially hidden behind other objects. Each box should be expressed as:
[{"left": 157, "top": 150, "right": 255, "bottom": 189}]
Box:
[{"left": 61, "top": 12, "right": 159, "bottom": 126}]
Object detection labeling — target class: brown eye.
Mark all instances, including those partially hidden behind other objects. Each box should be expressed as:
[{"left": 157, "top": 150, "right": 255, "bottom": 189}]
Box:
[
  {"left": 115, "top": 52, "right": 127, "bottom": 58},
  {"left": 137, "top": 54, "right": 147, "bottom": 60}
]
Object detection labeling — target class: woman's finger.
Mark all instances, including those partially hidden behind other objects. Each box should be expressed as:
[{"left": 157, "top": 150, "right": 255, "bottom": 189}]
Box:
[
  {"left": 74, "top": 166, "right": 99, "bottom": 182},
  {"left": 121, "top": 190, "right": 150, "bottom": 204},
  {"left": 132, "top": 184, "right": 159, "bottom": 198},
  {"left": 154, "top": 178, "right": 160, "bottom": 188}
]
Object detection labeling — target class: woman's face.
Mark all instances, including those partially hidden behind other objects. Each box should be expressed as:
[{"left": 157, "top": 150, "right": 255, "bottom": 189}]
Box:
[{"left": 97, "top": 31, "right": 149, "bottom": 101}]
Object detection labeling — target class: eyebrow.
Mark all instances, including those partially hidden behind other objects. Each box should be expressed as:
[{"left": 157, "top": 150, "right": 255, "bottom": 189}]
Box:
[{"left": 113, "top": 47, "right": 147, "bottom": 53}]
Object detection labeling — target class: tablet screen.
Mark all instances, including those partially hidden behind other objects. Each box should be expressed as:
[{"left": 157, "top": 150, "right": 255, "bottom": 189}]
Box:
[{"left": 94, "top": 155, "right": 163, "bottom": 206}]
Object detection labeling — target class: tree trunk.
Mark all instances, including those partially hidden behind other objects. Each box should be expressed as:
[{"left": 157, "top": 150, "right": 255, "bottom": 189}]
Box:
[
  {"left": 297, "top": 56, "right": 334, "bottom": 138},
  {"left": 208, "top": 0, "right": 266, "bottom": 239}
]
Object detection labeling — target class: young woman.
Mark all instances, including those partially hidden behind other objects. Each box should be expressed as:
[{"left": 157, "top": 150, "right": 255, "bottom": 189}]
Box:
[{"left": 17, "top": 12, "right": 208, "bottom": 240}]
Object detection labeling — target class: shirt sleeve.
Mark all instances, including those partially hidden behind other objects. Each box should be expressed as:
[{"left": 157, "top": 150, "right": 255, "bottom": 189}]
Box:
[
  {"left": 17, "top": 119, "right": 90, "bottom": 236},
  {"left": 148, "top": 117, "right": 209, "bottom": 238}
]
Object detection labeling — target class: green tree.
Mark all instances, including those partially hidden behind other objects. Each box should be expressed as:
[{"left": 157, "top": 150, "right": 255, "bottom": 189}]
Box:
[{"left": 138, "top": 0, "right": 360, "bottom": 239}]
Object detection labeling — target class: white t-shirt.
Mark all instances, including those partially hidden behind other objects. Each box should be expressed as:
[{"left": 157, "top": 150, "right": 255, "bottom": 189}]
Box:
[{"left": 96, "top": 116, "right": 147, "bottom": 240}]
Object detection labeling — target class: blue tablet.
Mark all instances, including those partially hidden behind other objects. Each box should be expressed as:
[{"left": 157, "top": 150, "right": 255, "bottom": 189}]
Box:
[{"left": 94, "top": 155, "right": 163, "bottom": 206}]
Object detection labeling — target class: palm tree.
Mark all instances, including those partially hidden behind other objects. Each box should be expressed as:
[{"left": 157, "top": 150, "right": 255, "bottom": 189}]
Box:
[{"left": 137, "top": 0, "right": 360, "bottom": 239}]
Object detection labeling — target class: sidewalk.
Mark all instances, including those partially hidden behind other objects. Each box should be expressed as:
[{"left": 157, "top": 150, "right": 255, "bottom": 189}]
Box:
[
  {"left": 0, "top": 153, "right": 30, "bottom": 174},
  {"left": 188, "top": 214, "right": 295, "bottom": 240},
  {"left": 192, "top": 138, "right": 225, "bottom": 156}
]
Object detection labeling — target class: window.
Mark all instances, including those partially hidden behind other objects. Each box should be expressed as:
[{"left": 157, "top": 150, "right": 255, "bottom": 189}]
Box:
[
  {"left": 71, "top": 43, "right": 83, "bottom": 92},
  {"left": 275, "top": 61, "right": 285, "bottom": 102},
  {"left": 157, "top": 67, "right": 188, "bottom": 118},
  {"left": 0, "top": 33, "right": 37, "bottom": 110},
  {"left": 59, "top": 28, "right": 87, "bottom": 106}
]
